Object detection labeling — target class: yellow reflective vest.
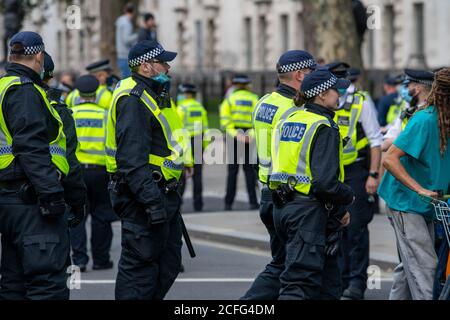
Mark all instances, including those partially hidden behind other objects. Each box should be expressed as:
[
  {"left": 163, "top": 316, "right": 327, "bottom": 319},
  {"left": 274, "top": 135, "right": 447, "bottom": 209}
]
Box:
[
  {"left": 177, "top": 98, "right": 209, "bottom": 137},
  {"left": 220, "top": 89, "right": 259, "bottom": 137},
  {"left": 105, "top": 77, "right": 192, "bottom": 181},
  {"left": 334, "top": 92, "right": 369, "bottom": 166},
  {"left": 0, "top": 76, "right": 69, "bottom": 175},
  {"left": 72, "top": 102, "right": 108, "bottom": 166},
  {"left": 66, "top": 84, "right": 113, "bottom": 110},
  {"left": 252, "top": 92, "right": 297, "bottom": 184},
  {"left": 386, "top": 98, "right": 407, "bottom": 125},
  {"left": 270, "top": 108, "right": 344, "bottom": 194}
]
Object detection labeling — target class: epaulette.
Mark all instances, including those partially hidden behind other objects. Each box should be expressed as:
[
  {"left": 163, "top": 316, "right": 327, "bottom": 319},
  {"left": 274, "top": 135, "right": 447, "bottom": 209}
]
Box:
[
  {"left": 130, "top": 83, "right": 145, "bottom": 98},
  {"left": 20, "top": 76, "right": 33, "bottom": 85}
]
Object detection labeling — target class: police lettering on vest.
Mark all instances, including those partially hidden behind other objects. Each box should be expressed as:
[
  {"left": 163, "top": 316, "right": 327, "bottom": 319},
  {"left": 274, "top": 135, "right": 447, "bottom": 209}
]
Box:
[
  {"left": 270, "top": 109, "right": 344, "bottom": 195},
  {"left": 252, "top": 92, "right": 297, "bottom": 184},
  {"left": 72, "top": 102, "right": 108, "bottom": 166}
]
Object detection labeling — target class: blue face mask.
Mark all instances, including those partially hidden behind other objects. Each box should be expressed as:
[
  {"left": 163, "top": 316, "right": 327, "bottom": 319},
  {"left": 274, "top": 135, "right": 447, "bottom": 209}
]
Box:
[
  {"left": 337, "top": 88, "right": 347, "bottom": 97},
  {"left": 177, "top": 94, "right": 185, "bottom": 102},
  {"left": 151, "top": 72, "right": 170, "bottom": 84},
  {"left": 399, "top": 85, "right": 412, "bottom": 103}
]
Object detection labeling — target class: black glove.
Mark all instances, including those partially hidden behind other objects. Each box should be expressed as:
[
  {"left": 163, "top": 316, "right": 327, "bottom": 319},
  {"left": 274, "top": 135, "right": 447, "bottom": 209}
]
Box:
[
  {"left": 38, "top": 193, "right": 66, "bottom": 218},
  {"left": 325, "top": 228, "right": 343, "bottom": 257},
  {"left": 145, "top": 202, "right": 167, "bottom": 225},
  {"left": 271, "top": 184, "right": 294, "bottom": 209},
  {"left": 68, "top": 205, "right": 86, "bottom": 228}
]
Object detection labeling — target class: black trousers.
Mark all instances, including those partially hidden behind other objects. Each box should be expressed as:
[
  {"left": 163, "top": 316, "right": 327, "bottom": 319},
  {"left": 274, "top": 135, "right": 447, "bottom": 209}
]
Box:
[
  {"left": 225, "top": 136, "right": 258, "bottom": 206},
  {"left": 111, "top": 185, "right": 182, "bottom": 300},
  {"left": 0, "top": 189, "right": 70, "bottom": 300},
  {"left": 273, "top": 196, "right": 342, "bottom": 300},
  {"left": 339, "top": 162, "right": 375, "bottom": 294},
  {"left": 179, "top": 136, "right": 204, "bottom": 210},
  {"left": 242, "top": 187, "right": 285, "bottom": 300},
  {"left": 70, "top": 168, "right": 116, "bottom": 266}
]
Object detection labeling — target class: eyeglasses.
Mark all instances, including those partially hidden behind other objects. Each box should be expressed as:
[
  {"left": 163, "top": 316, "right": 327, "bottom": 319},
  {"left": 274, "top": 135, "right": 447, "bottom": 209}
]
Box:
[{"left": 149, "top": 59, "right": 169, "bottom": 67}]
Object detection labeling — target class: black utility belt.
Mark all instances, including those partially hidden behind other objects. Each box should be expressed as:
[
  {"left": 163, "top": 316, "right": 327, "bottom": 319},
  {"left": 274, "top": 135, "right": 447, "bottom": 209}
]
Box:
[
  {"left": 0, "top": 179, "right": 29, "bottom": 191},
  {"left": 83, "top": 164, "right": 106, "bottom": 170}
]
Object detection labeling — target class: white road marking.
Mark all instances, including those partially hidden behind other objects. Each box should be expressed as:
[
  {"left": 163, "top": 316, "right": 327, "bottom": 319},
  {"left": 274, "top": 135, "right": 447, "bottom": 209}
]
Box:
[
  {"left": 75, "top": 278, "right": 394, "bottom": 285},
  {"left": 75, "top": 278, "right": 255, "bottom": 285},
  {"left": 191, "top": 238, "right": 271, "bottom": 257}
]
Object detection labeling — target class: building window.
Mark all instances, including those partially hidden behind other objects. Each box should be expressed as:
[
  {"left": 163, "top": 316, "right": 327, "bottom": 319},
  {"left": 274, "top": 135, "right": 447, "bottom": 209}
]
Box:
[
  {"left": 205, "top": 19, "right": 217, "bottom": 69},
  {"left": 258, "top": 15, "right": 268, "bottom": 69},
  {"left": 195, "top": 20, "right": 203, "bottom": 70},
  {"left": 367, "top": 29, "right": 375, "bottom": 68},
  {"left": 384, "top": 4, "right": 395, "bottom": 67},
  {"left": 177, "top": 21, "right": 185, "bottom": 67},
  {"left": 413, "top": 2, "right": 425, "bottom": 56},
  {"left": 296, "top": 12, "right": 305, "bottom": 50},
  {"left": 244, "top": 17, "right": 252, "bottom": 69},
  {"left": 280, "top": 14, "right": 289, "bottom": 52}
]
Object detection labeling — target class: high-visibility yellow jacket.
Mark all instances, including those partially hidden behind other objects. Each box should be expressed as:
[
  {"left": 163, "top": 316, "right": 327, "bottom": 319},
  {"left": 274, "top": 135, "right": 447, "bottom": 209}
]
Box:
[
  {"left": 220, "top": 89, "right": 259, "bottom": 137},
  {"left": 270, "top": 108, "right": 344, "bottom": 194},
  {"left": 252, "top": 91, "right": 297, "bottom": 184},
  {"left": 72, "top": 102, "right": 108, "bottom": 166},
  {"left": 0, "top": 76, "right": 69, "bottom": 175}
]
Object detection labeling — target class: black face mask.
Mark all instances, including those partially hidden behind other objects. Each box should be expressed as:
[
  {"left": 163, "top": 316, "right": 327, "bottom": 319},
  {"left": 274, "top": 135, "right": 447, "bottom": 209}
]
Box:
[{"left": 408, "top": 88, "right": 419, "bottom": 107}]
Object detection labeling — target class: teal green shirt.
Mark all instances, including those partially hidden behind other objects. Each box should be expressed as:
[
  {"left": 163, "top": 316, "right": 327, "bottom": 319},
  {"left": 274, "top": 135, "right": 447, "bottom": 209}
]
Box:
[{"left": 378, "top": 106, "right": 450, "bottom": 220}]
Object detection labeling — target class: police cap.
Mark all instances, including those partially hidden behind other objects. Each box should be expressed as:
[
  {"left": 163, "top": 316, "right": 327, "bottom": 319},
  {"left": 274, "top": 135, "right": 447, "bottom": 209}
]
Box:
[
  {"left": 86, "top": 59, "right": 112, "bottom": 73},
  {"left": 74, "top": 74, "right": 99, "bottom": 96},
  {"left": 178, "top": 83, "right": 197, "bottom": 94},
  {"left": 43, "top": 52, "right": 55, "bottom": 80},
  {"left": 404, "top": 69, "right": 434, "bottom": 87},
  {"left": 9, "top": 31, "right": 45, "bottom": 55},
  {"left": 277, "top": 50, "right": 316, "bottom": 74},
  {"left": 128, "top": 40, "right": 177, "bottom": 68},
  {"left": 325, "top": 61, "right": 351, "bottom": 79},
  {"left": 301, "top": 68, "right": 351, "bottom": 99}
]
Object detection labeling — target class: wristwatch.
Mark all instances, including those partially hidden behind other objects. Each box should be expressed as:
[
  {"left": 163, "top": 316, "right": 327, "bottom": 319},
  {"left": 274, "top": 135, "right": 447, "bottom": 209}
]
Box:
[{"left": 369, "top": 172, "right": 379, "bottom": 179}]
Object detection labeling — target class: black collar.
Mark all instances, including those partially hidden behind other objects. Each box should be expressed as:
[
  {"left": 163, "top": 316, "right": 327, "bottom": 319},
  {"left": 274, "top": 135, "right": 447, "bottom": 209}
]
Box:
[
  {"left": 131, "top": 72, "right": 163, "bottom": 97},
  {"left": 276, "top": 83, "right": 297, "bottom": 99},
  {"left": 304, "top": 102, "right": 336, "bottom": 121},
  {"left": 5, "top": 62, "right": 44, "bottom": 87}
]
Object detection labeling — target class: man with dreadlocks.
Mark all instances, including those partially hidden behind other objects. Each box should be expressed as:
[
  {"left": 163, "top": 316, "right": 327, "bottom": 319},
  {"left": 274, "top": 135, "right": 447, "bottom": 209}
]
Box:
[{"left": 378, "top": 67, "right": 450, "bottom": 300}]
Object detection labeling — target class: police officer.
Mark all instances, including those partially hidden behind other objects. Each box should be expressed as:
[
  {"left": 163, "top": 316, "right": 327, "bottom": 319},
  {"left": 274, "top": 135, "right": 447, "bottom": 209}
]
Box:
[
  {"left": 383, "top": 69, "right": 434, "bottom": 151},
  {"left": 269, "top": 69, "right": 354, "bottom": 300},
  {"left": 242, "top": 50, "right": 317, "bottom": 300},
  {"left": 220, "top": 74, "right": 259, "bottom": 210},
  {"left": 42, "top": 52, "right": 87, "bottom": 232},
  {"left": 105, "top": 40, "right": 192, "bottom": 300},
  {"left": 0, "top": 32, "right": 71, "bottom": 299},
  {"left": 70, "top": 74, "right": 117, "bottom": 271},
  {"left": 177, "top": 83, "right": 209, "bottom": 211},
  {"left": 327, "top": 61, "right": 383, "bottom": 300},
  {"left": 66, "top": 59, "right": 113, "bottom": 109},
  {"left": 377, "top": 74, "right": 405, "bottom": 129}
]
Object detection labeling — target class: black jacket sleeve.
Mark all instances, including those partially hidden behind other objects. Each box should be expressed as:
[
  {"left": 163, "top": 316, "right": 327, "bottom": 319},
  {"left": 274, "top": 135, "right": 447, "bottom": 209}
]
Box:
[
  {"left": 4, "top": 85, "right": 64, "bottom": 196},
  {"left": 115, "top": 95, "right": 162, "bottom": 205},
  {"left": 310, "top": 125, "right": 354, "bottom": 206},
  {"left": 55, "top": 105, "right": 87, "bottom": 208}
]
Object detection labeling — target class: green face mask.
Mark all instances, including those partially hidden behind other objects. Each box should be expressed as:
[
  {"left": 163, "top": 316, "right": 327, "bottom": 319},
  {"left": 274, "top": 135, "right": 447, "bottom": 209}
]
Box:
[
  {"left": 177, "top": 94, "right": 185, "bottom": 102},
  {"left": 337, "top": 88, "right": 347, "bottom": 97}
]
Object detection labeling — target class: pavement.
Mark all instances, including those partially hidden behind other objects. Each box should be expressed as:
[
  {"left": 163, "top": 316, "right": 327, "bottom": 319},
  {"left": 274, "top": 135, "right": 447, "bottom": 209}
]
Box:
[{"left": 184, "top": 209, "right": 399, "bottom": 271}]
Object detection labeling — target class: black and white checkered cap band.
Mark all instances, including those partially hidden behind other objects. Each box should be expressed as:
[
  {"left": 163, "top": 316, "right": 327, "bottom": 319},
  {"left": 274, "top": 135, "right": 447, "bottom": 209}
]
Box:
[
  {"left": 304, "top": 75, "right": 338, "bottom": 99},
  {"left": 128, "top": 47, "right": 164, "bottom": 67},
  {"left": 278, "top": 59, "right": 316, "bottom": 73},
  {"left": 405, "top": 75, "right": 433, "bottom": 87},
  {"left": 10, "top": 44, "right": 45, "bottom": 55}
]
